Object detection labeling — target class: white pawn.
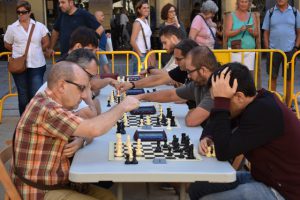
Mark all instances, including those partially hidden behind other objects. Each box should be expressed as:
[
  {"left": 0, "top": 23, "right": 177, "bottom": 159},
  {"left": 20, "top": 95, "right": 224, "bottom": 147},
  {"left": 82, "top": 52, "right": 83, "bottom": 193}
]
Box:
[
  {"left": 115, "top": 145, "right": 123, "bottom": 157},
  {"left": 137, "top": 139, "right": 142, "bottom": 149},
  {"left": 206, "top": 146, "right": 212, "bottom": 157},
  {"left": 136, "top": 148, "right": 143, "bottom": 156},
  {"left": 140, "top": 118, "right": 144, "bottom": 126},
  {"left": 126, "top": 134, "right": 131, "bottom": 146},
  {"left": 166, "top": 118, "right": 172, "bottom": 130},
  {"left": 117, "top": 76, "right": 121, "bottom": 82},
  {"left": 123, "top": 113, "right": 128, "bottom": 126},
  {"left": 146, "top": 115, "right": 151, "bottom": 126}
]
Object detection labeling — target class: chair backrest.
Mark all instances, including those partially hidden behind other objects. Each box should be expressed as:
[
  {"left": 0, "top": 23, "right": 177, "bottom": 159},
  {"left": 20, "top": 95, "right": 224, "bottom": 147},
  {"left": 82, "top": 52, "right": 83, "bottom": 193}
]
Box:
[{"left": 0, "top": 145, "right": 22, "bottom": 200}]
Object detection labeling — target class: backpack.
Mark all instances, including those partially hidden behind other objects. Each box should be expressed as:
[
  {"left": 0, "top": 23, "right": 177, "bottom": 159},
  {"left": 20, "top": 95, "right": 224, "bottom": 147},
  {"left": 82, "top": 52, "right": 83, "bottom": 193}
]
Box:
[{"left": 269, "top": 6, "right": 298, "bottom": 32}]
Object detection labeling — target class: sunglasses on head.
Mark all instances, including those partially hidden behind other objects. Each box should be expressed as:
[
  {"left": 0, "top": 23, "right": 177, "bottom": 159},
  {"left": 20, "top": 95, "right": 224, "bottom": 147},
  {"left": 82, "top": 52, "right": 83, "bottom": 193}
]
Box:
[{"left": 17, "top": 10, "right": 29, "bottom": 15}]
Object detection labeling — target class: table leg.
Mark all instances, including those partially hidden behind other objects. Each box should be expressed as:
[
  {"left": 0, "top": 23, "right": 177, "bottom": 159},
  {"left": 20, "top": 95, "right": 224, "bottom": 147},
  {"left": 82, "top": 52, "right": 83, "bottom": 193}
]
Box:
[
  {"left": 179, "top": 183, "right": 186, "bottom": 200},
  {"left": 117, "top": 183, "right": 123, "bottom": 200}
]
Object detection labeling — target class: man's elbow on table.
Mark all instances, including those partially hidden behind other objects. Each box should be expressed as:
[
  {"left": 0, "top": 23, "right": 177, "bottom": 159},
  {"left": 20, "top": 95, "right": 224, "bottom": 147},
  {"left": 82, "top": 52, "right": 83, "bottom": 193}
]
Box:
[{"left": 185, "top": 107, "right": 210, "bottom": 127}]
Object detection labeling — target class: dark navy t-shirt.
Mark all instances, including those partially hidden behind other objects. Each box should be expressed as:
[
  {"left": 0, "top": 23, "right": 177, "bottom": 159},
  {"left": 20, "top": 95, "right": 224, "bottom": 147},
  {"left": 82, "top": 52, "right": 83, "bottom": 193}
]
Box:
[{"left": 54, "top": 8, "right": 100, "bottom": 55}]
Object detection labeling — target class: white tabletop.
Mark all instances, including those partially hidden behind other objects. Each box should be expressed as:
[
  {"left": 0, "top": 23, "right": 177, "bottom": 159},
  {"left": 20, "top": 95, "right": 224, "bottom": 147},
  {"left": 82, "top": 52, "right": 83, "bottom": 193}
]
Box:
[{"left": 69, "top": 86, "right": 236, "bottom": 184}]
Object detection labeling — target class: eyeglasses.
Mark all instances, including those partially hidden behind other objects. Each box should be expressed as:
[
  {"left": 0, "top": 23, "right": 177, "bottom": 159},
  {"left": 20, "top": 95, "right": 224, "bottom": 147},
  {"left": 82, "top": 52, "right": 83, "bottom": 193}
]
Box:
[
  {"left": 17, "top": 10, "right": 29, "bottom": 15},
  {"left": 82, "top": 68, "right": 97, "bottom": 79},
  {"left": 65, "top": 80, "right": 86, "bottom": 92},
  {"left": 187, "top": 68, "right": 200, "bottom": 74}
]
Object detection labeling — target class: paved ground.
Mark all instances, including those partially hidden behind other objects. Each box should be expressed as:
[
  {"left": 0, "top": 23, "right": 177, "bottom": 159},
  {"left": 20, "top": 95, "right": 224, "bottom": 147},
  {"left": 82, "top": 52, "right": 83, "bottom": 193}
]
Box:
[{"left": 0, "top": 55, "right": 299, "bottom": 199}]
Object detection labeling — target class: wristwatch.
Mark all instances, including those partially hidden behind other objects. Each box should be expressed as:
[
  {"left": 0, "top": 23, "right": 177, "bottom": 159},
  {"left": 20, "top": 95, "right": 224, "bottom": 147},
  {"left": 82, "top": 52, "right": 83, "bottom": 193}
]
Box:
[{"left": 146, "top": 66, "right": 155, "bottom": 74}]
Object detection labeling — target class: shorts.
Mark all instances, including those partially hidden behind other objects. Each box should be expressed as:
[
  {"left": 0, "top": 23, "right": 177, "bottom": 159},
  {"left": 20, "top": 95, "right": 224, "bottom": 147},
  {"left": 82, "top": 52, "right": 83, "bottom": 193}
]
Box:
[{"left": 266, "top": 50, "right": 295, "bottom": 80}]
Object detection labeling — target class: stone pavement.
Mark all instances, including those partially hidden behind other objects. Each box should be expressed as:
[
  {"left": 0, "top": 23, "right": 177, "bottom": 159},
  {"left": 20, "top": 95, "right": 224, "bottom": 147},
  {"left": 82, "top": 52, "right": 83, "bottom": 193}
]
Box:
[{"left": 0, "top": 55, "right": 299, "bottom": 200}]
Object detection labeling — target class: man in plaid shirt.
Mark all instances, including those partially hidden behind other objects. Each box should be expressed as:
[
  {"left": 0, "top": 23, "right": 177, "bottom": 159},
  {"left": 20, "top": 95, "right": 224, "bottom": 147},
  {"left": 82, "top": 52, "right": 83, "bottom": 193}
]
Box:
[{"left": 12, "top": 61, "right": 140, "bottom": 200}]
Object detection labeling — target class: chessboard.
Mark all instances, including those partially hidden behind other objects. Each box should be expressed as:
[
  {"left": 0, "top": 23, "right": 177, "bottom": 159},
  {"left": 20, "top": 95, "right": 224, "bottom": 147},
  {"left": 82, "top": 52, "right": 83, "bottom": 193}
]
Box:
[
  {"left": 125, "top": 115, "right": 180, "bottom": 128},
  {"left": 109, "top": 141, "right": 202, "bottom": 161}
]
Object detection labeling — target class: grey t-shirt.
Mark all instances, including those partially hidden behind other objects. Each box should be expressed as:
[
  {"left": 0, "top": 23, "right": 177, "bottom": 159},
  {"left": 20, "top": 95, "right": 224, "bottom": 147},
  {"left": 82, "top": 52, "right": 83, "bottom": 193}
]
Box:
[{"left": 176, "top": 81, "right": 213, "bottom": 112}]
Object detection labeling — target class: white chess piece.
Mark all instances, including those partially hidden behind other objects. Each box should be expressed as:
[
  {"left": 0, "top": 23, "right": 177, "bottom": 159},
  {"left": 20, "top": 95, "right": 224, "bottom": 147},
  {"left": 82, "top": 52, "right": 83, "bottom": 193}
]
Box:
[
  {"left": 137, "top": 139, "right": 142, "bottom": 148},
  {"left": 117, "top": 76, "right": 120, "bottom": 82},
  {"left": 146, "top": 115, "right": 151, "bottom": 126},
  {"left": 115, "top": 145, "right": 123, "bottom": 157},
  {"left": 140, "top": 119, "right": 144, "bottom": 126},
  {"left": 206, "top": 146, "right": 212, "bottom": 157},
  {"left": 126, "top": 134, "right": 131, "bottom": 146},
  {"left": 123, "top": 113, "right": 128, "bottom": 126},
  {"left": 136, "top": 148, "right": 143, "bottom": 156},
  {"left": 166, "top": 118, "right": 172, "bottom": 130}
]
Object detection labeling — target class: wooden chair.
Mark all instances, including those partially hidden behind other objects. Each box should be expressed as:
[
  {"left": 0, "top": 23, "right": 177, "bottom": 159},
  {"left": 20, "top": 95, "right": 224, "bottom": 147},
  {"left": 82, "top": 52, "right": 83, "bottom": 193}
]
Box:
[{"left": 0, "top": 145, "right": 22, "bottom": 200}]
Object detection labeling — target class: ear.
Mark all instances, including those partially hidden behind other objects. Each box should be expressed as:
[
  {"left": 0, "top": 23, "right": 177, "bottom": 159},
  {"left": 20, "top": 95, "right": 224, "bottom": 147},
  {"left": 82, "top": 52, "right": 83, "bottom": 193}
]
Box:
[
  {"left": 72, "top": 43, "right": 83, "bottom": 50},
  {"left": 57, "top": 79, "right": 66, "bottom": 94},
  {"left": 235, "top": 91, "right": 246, "bottom": 103}
]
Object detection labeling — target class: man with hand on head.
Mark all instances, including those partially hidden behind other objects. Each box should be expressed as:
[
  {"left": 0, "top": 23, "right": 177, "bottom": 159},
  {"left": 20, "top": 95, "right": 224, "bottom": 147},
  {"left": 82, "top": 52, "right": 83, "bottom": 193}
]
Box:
[
  {"left": 189, "top": 62, "right": 300, "bottom": 200},
  {"left": 135, "top": 46, "right": 219, "bottom": 127},
  {"left": 12, "top": 61, "right": 139, "bottom": 200}
]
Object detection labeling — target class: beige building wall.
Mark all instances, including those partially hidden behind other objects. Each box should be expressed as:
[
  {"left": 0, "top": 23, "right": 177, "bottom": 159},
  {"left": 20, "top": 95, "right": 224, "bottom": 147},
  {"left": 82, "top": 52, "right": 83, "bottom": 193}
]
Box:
[
  {"left": 0, "top": 1, "right": 17, "bottom": 30},
  {"left": 28, "top": 0, "right": 46, "bottom": 24},
  {"left": 222, "top": 0, "right": 236, "bottom": 13},
  {"left": 89, "top": 0, "right": 113, "bottom": 30}
]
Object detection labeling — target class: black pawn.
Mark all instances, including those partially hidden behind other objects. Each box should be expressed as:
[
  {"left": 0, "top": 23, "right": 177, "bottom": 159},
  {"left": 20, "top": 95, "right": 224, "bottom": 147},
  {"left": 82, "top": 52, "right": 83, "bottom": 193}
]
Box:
[
  {"left": 153, "top": 89, "right": 157, "bottom": 92},
  {"left": 161, "top": 114, "right": 167, "bottom": 126},
  {"left": 131, "top": 148, "right": 138, "bottom": 164},
  {"left": 167, "top": 146, "right": 173, "bottom": 156},
  {"left": 125, "top": 154, "right": 131, "bottom": 164},
  {"left": 187, "top": 144, "right": 195, "bottom": 159},
  {"left": 117, "top": 96, "right": 121, "bottom": 104},
  {"left": 116, "top": 121, "right": 121, "bottom": 133},
  {"left": 107, "top": 99, "right": 111, "bottom": 107},
  {"left": 156, "top": 116, "right": 161, "bottom": 126},
  {"left": 178, "top": 149, "right": 184, "bottom": 159},
  {"left": 154, "top": 141, "right": 162, "bottom": 152},
  {"left": 170, "top": 116, "right": 176, "bottom": 127},
  {"left": 181, "top": 133, "right": 186, "bottom": 144},
  {"left": 163, "top": 140, "right": 168, "bottom": 148},
  {"left": 166, "top": 108, "right": 172, "bottom": 118},
  {"left": 147, "top": 90, "right": 150, "bottom": 93},
  {"left": 120, "top": 121, "right": 126, "bottom": 135}
]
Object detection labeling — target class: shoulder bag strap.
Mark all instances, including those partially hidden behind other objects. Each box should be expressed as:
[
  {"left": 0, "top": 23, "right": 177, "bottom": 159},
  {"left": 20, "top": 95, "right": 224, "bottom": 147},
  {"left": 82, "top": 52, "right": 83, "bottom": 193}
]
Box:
[
  {"left": 136, "top": 19, "right": 149, "bottom": 51},
  {"left": 24, "top": 23, "right": 35, "bottom": 57},
  {"left": 240, "top": 12, "right": 252, "bottom": 39},
  {"left": 198, "top": 14, "right": 216, "bottom": 41}
]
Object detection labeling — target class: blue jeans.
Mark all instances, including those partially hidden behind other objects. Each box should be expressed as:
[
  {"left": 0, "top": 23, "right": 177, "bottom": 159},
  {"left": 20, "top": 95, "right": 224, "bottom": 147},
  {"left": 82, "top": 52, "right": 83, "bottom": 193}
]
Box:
[
  {"left": 188, "top": 171, "right": 285, "bottom": 200},
  {"left": 12, "top": 65, "right": 46, "bottom": 115}
]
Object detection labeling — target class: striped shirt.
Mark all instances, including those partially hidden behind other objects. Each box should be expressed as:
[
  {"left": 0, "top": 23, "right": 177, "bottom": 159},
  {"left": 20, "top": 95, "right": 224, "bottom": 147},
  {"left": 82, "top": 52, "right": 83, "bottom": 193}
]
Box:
[{"left": 12, "top": 92, "right": 82, "bottom": 200}]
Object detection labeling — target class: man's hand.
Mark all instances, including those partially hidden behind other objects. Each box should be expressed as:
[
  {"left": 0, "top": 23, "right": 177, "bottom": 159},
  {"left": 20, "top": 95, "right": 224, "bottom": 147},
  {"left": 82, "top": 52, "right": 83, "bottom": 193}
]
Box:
[
  {"left": 116, "top": 82, "right": 133, "bottom": 93},
  {"left": 45, "top": 48, "right": 54, "bottom": 58},
  {"left": 198, "top": 137, "right": 214, "bottom": 155},
  {"left": 63, "top": 137, "right": 84, "bottom": 158},
  {"left": 109, "top": 78, "right": 119, "bottom": 88},
  {"left": 211, "top": 68, "right": 238, "bottom": 98},
  {"left": 120, "top": 96, "right": 140, "bottom": 112},
  {"left": 139, "top": 69, "right": 147, "bottom": 78}
]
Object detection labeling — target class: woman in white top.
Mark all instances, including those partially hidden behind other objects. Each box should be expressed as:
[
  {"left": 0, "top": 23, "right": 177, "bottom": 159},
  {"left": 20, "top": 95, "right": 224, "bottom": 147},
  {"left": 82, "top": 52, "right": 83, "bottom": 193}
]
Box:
[
  {"left": 130, "top": 0, "right": 152, "bottom": 75},
  {"left": 4, "top": 1, "right": 49, "bottom": 115}
]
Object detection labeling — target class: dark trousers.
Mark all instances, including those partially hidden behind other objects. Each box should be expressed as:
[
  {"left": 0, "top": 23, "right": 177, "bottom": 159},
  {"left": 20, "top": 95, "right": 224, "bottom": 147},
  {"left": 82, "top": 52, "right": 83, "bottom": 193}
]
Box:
[{"left": 12, "top": 65, "right": 46, "bottom": 115}]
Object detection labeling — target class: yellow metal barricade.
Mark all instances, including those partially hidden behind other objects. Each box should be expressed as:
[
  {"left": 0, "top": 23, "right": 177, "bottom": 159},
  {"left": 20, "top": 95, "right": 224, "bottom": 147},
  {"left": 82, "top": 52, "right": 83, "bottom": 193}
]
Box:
[
  {"left": 213, "top": 49, "right": 287, "bottom": 102},
  {"left": 290, "top": 50, "right": 300, "bottom": 119},
  {"left": 0, "top": 52, "right": 18, "bottom": 123},
  {"left": 144, "top": 50, "right": 167, "bottom": 70},
  {"left": 52, "top": 51, "right": 141, "bottom": 75}
]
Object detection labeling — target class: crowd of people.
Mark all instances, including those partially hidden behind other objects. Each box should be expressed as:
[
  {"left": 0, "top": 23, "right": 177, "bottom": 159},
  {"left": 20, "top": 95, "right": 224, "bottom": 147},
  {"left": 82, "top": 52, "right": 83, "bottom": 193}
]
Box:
[{"left": 2, "top": 0, "right": 300, "bottom": 199}]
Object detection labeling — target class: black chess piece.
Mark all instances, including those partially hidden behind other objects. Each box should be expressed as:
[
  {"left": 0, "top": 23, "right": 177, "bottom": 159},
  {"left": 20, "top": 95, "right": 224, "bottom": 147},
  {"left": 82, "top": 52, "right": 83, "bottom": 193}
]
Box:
[
  {"left": 119, "top": 121, "right": 126, "bottom": 135},
  {"left": 167, "top": 146, "right": 173, "bottom": 157},
  {"left": 178, "top": 149, "right": 184, "bottom": 158},
  {"left": 184, "top": 137, "right": 190, "bottom": 151},
  {"left": 187, "top": 144, "right": 195, "bottom": 159},
  {"left": 107, "top": 99, "right": 111, "bottom": 107},
  {"left": 153, "top": 89, "right": 157, "bottom": 92},
  {"left": 140, "top": 114, "right": 144, "bottom": 120},
  {"left": 181, "top": 133, "right": 186, "bottom": 144},
  {"left": 116, "top": 121, "right": 121, "bottom": 133},
  {"left": 117, "top": 96, "right": 121, "bottom": 104},
  {"left": 125, "top": 153, "right": 131, "bottom": 164},
  {"left": 172, "top": 135, "right": 178, "bottom": 146},
  {"left": 154, "top": 141, "right": 162, "bottom": 152},
  {"left": 156, "top": 116, "right": 161, "bottom": 126},
  {"left": 163, "top": 140, "right": 168, "bottom": 148},
  {"left": 161, "top": 114, "right": 167, "bottom": 126},
  {"left": 170, "top": 116, "right": 176, "bottom": 127},
  {"left": 166, "top": 108, "right": 172, "bottom": 118},
  {"left": 147, "top": 90, "right": 150, "bottom": 93},
  {"left": 131, "top": 148, "right": 138, "bottom": 164}
]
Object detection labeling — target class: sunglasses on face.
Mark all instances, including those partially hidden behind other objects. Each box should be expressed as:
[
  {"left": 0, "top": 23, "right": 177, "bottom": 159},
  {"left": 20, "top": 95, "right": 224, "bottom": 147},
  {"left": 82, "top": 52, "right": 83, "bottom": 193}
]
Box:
[
  {"left": 64, "top": 80, "right": 86, "bottom": 92},
  {"left": 17, "top": 10, "right": 29, "bottom": 15}
]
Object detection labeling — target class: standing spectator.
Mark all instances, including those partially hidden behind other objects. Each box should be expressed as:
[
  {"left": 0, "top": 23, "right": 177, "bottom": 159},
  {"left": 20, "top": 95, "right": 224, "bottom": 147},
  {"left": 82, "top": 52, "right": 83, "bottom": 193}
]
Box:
[
  {"left": 4, "top": 0, "right": 49, "bottom": 115},
  {"left": 130, "top": 0, "right": 153, "bottom": 75},
  {"left": 225, "top": 0, "right": 258, "bottom": 74},
  {"left": 48, "top": 0, "right": 104, "bottom": 57},
  {"left": 159, "top": 3, "right": 187, "bottom": 66},
  {"left": 189, "top": 0, "right": 219, "bottom": 49},
  {"left": 95, "top": 10, "right": 111, "bottom": 73},
  {"left": 110, "top": 9, "right": 121, "bottom": 50},
  {"left": 120, "top": 8, "right": 130, "bottom": 47},
  {"left": 262, "top": 0, "right": 300, "bottom": 105}
]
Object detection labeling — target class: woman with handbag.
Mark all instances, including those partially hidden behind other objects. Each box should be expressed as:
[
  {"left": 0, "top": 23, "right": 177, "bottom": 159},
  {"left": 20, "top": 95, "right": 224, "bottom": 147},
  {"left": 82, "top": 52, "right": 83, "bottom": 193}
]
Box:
[
  {"left": 189, "top": 0, "right": 219, "bottom": 49},
  {"left": 4, "top": 1, "right": 49, "bottom": 115},
  {"left": 130, "top": 0, "right": 153, "bottom": 75},
  {"left": 225, "top": 0, "right": 258, "bottom": 73}
]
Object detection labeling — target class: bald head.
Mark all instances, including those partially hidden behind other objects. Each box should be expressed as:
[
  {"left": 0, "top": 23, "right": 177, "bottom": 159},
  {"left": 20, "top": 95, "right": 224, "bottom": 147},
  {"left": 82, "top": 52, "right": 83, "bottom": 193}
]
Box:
[
  {"left": 95, "top": 11, "right": 105, "bottom": 23},
  {"left": 47, "top": 61, "right": 87, "bottom": 89}
]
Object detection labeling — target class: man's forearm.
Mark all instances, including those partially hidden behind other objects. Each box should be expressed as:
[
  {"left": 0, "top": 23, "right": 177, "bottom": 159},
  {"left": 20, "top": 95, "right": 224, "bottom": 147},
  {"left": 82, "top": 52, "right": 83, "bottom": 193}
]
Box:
[
  {"left": 91, "top": 78, "right": 112, "bottom": 90},
  {"left": 263, "top": 31, "right": 269, "bottom": 48},
  {"left": 139, "top": 89, "right": 181, "bottom": 103},
  {"left": 135, "top": 73, "right": 171, "bottom": 89},
  {"left": 50, "top": 30, "right": 59, "bottom": 50}
]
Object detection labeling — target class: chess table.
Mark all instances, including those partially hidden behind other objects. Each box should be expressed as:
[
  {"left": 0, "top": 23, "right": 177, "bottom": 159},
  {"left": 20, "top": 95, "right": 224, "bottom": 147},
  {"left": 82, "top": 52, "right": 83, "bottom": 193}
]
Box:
[{"left": 70, "top": 86, "right": 236, "bottom": 200}]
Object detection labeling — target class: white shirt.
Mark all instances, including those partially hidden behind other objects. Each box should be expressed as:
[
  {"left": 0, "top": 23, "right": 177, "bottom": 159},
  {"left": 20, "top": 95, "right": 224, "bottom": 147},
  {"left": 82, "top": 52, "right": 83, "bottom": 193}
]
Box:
[
  {"left": 163, "top": 55, "right": 177, "bottom": 71},
  {"left": 36, "top": 82, "right": 88, "bottom": 112},
  {"left": 135, "top": 18, "right": 152, "bottom": 54},
  {"left": 120, "top": 13, "right": 129, "bottom": 26},
  {"left": 4, "top": 19, "right": 49, "bottom": 68}
]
